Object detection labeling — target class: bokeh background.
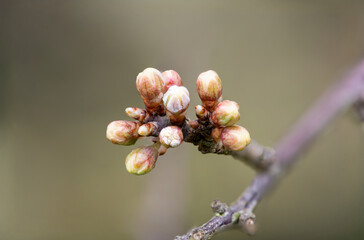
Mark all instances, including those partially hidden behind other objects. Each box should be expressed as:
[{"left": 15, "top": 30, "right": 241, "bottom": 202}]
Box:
[{"left": 1, "top": 1, "right": 364, "bottom": 240}]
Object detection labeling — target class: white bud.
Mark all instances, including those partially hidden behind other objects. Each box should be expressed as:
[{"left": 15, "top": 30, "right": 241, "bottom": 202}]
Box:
[
  {"left": 159, "top": 126, "right": 183, "bottom": 148},
  {"left": 163, "top": 85, "right": 190, "bottom": 114}
]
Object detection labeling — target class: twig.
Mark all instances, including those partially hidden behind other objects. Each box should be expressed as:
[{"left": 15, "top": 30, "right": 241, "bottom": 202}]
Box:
[
  {"left": 175, "top": 59, "right": 364, "bottom": 240},
  {"left": 183, "top": 121, "right": 274, "bottom": 170},
  {"left": 230, "top": 139, "right": 275, "bottom": 170},
  {"left": 354, "top": 91, "right": 364, "bottom": 121}
]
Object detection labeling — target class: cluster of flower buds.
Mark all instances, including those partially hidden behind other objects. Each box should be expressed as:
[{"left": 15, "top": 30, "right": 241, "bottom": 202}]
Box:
[
  {"left": 106, "top": 68, "right": 188, "bottom": 175},
  {"left": 196, "top": 70, "right": 251, "bottom": 151},
  {"left": 106, "top": 67, "right": 251, "bottom": 175}
]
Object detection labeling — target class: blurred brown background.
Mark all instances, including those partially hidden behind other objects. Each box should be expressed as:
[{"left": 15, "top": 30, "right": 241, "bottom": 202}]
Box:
[{"left": 1, "top": 1, "right": 364, "bottom": 240}]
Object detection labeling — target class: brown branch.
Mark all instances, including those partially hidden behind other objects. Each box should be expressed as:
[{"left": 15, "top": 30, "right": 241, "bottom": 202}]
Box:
[
  {"left": 182, "top": 120, "right": 274, "bottom": 170},
  {"left": 230, "top": 139, "right": 275, "bottom": 170},
  {"left": 175, "top": 59, "right": 364, "bottom": 240}
]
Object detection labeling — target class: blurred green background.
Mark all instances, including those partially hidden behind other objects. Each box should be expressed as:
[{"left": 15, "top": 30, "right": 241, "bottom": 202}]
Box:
[{"left": 1, "top": 1, "right": 364, "bottom": 239}]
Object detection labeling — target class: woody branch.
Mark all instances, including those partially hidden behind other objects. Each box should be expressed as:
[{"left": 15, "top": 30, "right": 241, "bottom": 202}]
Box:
[
  {"left": 176, "top": 59, "right": 364, "bottom": 239},
  {"left": 106, "top": 58, "right": 364, "bottom": 239}
]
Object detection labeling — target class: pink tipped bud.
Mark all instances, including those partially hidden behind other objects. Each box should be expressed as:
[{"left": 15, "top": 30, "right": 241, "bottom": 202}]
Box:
[
  {"left": 221, "top": 125, "right": 251, "bottom": 151},
  {"left": 196, "top": 70, "right": 222, "bottom": 101},
  {"left": 211, "top": 100, "right": 240, "bottom": 126},
  {"left": 106, "top": 120, "right": 140, "bottom": 145},
  {"left": 138, "top": 122, "right": 158, "bottom": 136},
  {"left": 125, "top": 107, "right": 147, "bottom": 122},
  {"left": 125, "top": 145, "right": 159, "bottom": 175},
  {"left": 136, "top": 68, "right": 164, "bottom": 100},
  {"left": 196, "top": 70, "right": 222, "bottom": 111},
  {"left": 136, "top": 68, "right": 165, "bottom": 114},
  {"left": 195, "top": 105, "right": 209, "bottom": 121},
  {"left": 162, "top": 70, "right": 183, "bottom": 93},
  {"left": 163, "top": 85, "right": 190, "bottom": 115},
  {"left": 159, "top": 126, "right": 183, "bottom": 148}
]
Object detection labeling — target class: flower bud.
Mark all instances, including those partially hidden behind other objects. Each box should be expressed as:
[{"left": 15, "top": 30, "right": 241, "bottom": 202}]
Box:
[
  {"left": 136, "top": 68, "right": 165, "bottom": 114},
  {"left": 196, "top": 70, "right": 222, "bottom": 111},
  {"left": 125, "top": 145, "right": 159, "bottom": 175},
  {"left": 211, "top": 127, "right": 222, "bottom": 142},
  {"left": 162, "top": 70, "right": 182, "bottom": 93},
  {"left": 159, "top": 126, "right": 183, "bottom": 148},
  {"left": 163, "top": 86, "right": 190, "bottom": 114},
  {"left": 189, "top": 120, "right": 200, "bottom": 129},
  {"left": 211, "top": 100, "right": 240, "bottom": 126},
  {"left": 195, "top": 105, "right": 209, "bottom": 121},
  {"left": 125, "top": 107, "right": 147, "bottom": 122},
  {"left": 136, "top": 68, "right": 164, "bottom": 100},
  {"left": 138, "top": 122, "right": 158, "bottom": 136},
  {"left": 221, "top": 125, "right": 251, "bottom": 151},
  {"left": 158, "top": 145, "right": 168, "bottom": 156},
  {"left": 163, "top": 86, "right": 190, "bottom": 124},
  {"left": 106, "top": 120, "right": 140, "bottom": 145}
]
